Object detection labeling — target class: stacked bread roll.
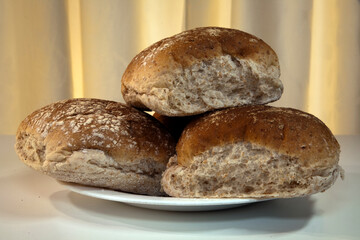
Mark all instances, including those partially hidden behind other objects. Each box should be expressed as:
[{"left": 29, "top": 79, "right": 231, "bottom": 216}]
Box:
[
  {"left": 16, "top": 27, "right": 343, "bottom": 198},
  {"left": 15, "top": 98, "right": 175, "bottom": 196}
]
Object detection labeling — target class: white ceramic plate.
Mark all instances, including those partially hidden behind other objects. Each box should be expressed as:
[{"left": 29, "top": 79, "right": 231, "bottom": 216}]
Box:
[{"left": 59, "top": 181, "right": 271, "bottom": 211}]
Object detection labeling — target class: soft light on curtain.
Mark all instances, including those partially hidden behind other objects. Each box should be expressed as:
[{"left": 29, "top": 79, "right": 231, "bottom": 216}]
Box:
[{"left": 0, "top": 0, "right": 359, "bottom": 135}]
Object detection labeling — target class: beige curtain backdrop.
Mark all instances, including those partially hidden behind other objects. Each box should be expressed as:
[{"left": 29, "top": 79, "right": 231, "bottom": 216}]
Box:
[{"left": 0, "top": 0, "right": 359, "bottom": 135}]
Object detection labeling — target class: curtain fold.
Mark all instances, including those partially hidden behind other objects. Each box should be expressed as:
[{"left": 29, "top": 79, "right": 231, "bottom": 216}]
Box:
[
  {"left": 0, "top": 0, "right": 359, "bottom": 135},
  {"left": 0, "top": 0, "right": 72, "bottom": 134},
  {"left": 80, "top": 0, "right": 185, "bottom": 102}
]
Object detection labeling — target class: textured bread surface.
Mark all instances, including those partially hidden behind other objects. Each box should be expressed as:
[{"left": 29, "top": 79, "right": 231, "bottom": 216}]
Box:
[
  {"left": 121, "top": 27, "right": 283, "bottom": 116},
  {"left": 162, "top": 105, "right": 342, "bottom": 198},
  {"left": 15, "top": 98, "right": 176, "bottom": 196}
]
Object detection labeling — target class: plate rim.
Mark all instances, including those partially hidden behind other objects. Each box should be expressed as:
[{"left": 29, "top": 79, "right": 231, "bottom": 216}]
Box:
[{"left": 58, "top": 181, "right": 270, "bottom": 207}]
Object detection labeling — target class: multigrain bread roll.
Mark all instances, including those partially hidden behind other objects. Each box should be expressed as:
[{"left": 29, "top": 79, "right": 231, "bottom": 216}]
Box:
[
  {"left": 15, "top": 98, "right": 175, "bottom": 196},
  {"left": 161, "top": 105, "right": 343, "bottom": 198},
  {"left": 121, "top": 27, "right": 283, "bottom": 116}
]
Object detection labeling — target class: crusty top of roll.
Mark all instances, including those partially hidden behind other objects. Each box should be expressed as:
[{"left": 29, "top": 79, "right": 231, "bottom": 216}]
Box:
[
  {"left": 16, "top": 98, "right": 175, "bottom": 166},
  {"left": 177, "top": 105, "right": 340, "bottom": 168},
  {"left": 122, "top": 26, "right": 278, "bottom": 75},
  {"left": 121, "top": 27, "right": 282, "bottom": 115}
]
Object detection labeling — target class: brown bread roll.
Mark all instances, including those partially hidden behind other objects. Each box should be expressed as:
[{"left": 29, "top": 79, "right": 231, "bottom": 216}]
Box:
[
  {"left": 161, "top": 105, "right": 343, "bottom": 198},
  {"left": 15, "top": 98, "right": 175, "bottom": 196},
  {"left": 121, "top": 27, "right": 283, "bottom": 116}
]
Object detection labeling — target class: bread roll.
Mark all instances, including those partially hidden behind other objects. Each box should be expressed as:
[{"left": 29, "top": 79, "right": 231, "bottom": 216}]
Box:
[
  {"left": 121, "top": 27, "right": 283, "bottom": 116},
  {"left": 161, "top": 105, "right": 343, "bottom": 198},
  {"left": 15, "top": 98, "right": 175, "bottom": 196}
]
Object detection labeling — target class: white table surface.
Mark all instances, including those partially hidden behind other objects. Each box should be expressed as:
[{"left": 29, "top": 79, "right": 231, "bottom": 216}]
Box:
[{"left": 0, "top": 135, "right": 359, "bottom": 240}]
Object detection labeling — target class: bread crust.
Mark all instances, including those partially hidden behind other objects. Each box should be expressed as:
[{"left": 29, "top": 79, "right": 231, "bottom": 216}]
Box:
[
  {"left": 121, "top": 27, "right": 283, "bottom": 116},
  {"left": 15, "top": 98, "right": 176, "bottom": 195},
  {"left": 177, "top": 105, "right": 340, "bottom": 169}
]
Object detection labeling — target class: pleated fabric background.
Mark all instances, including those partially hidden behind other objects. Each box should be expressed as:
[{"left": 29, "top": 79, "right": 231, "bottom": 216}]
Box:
[{"left": 0, "top": 0, "right": 359, "bottom": 135}]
